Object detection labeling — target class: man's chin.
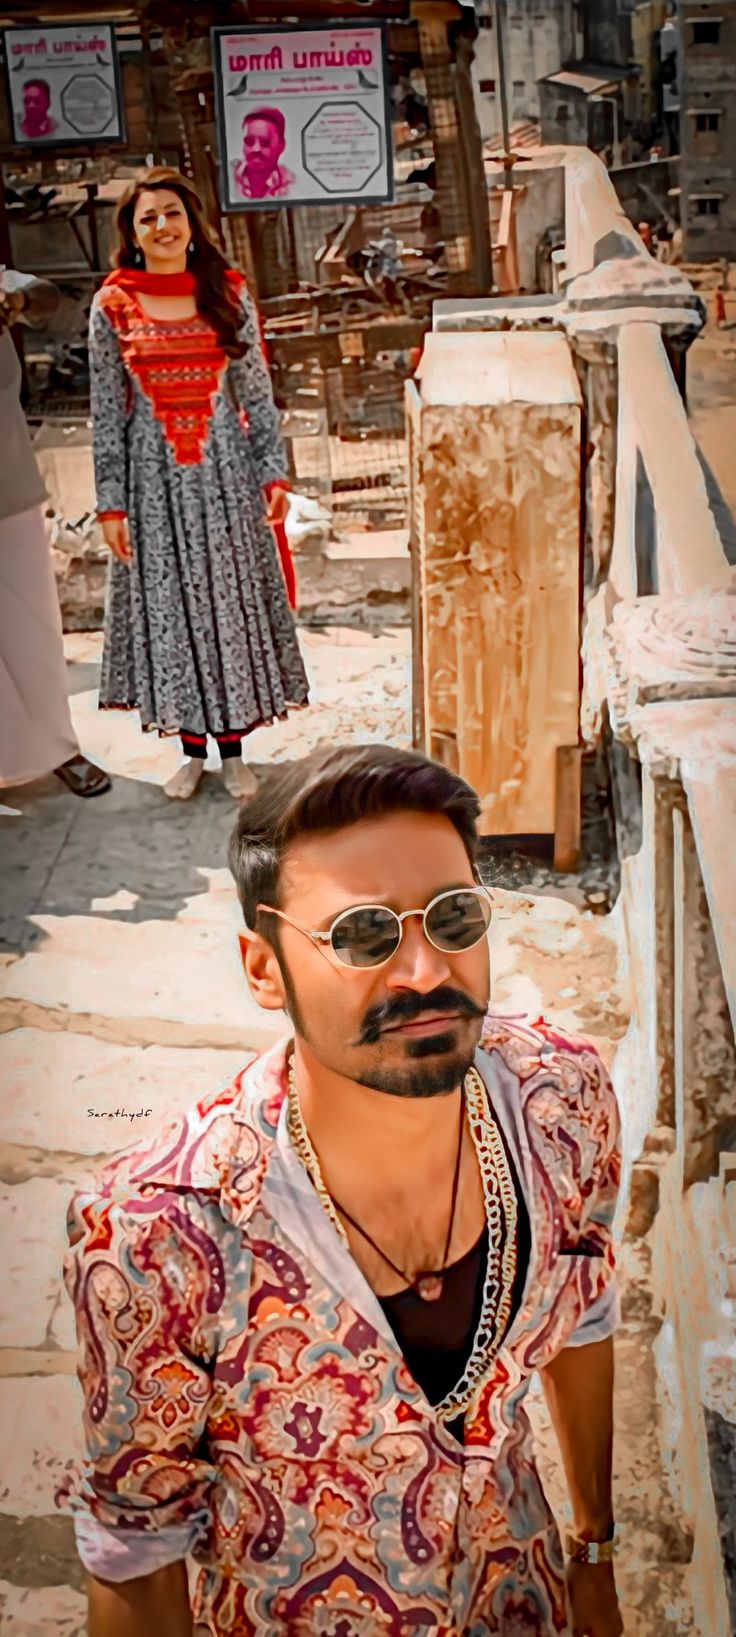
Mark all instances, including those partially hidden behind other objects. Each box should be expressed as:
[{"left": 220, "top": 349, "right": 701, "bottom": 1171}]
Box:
[{"left": 358, "top": 1036, "right": 480, "bottom": 1098}]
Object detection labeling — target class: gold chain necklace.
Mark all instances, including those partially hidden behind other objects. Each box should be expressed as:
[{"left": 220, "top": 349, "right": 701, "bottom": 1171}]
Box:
[{"left": 286, "top": 1061, "right": 520, "bottom": 1421}]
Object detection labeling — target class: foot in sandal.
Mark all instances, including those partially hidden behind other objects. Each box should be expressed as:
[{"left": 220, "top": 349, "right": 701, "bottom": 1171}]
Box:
[
  {"left": 221, "top": 759, "right": 259, "bottom": 800},
  {"left": 54, "top": 755, "right": 111, "bottom": 798},
  {"left": 164, "top": 759, "right": 205, "bottom": 800}
]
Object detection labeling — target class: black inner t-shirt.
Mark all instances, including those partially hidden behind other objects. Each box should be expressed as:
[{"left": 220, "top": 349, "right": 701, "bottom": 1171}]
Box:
[{"left": 378, "top": 1123, "right": 531, "bottom": 1444}]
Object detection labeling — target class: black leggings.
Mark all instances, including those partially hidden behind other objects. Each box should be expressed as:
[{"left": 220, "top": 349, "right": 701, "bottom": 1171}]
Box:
[{"left": 180, "top": 732, "right": 244, "bottom": 762}]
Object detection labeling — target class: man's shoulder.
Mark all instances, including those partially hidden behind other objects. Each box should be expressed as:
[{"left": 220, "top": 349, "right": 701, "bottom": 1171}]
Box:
[
  {"left": 89, "top": 1042, "right": 289, "bottom": 1205},
  {"left": 476, "top": 1012, "right": 617, "bottom": 1116}
]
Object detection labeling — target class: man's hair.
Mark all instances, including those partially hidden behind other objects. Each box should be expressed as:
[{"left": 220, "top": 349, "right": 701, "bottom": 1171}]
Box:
[
  {"left": 229, "top": 744, "right": 481, "bottom": 936},
  {"left": 243, "top": 106, "right": 286, "bottom": 143},
  {"left": 24, "top": 79, "right": 51, "bottom": 98}
]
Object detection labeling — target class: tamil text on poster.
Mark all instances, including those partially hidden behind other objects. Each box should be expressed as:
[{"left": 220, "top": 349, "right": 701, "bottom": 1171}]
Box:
[
  {"left": 3, "top": 23, "right": 124, "bottom": 147},
  {"left": 212, "top": 25, "right": 392, "bottom": 211}
]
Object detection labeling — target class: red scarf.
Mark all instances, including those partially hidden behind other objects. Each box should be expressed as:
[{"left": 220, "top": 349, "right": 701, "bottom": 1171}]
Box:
[{"left": 103, "top": 267, "right": 243, "bottom": 296}]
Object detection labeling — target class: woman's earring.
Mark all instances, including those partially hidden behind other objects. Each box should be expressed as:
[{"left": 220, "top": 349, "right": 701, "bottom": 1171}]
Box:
[
  {"left": 133, "top": 247, "right": 143, "bottom": 267},
  {"left": 187, "top": 241, "right": 196, "bottom": 258}
]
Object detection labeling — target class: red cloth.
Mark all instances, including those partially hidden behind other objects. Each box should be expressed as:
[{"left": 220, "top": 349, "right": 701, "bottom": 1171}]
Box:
[{"left": 102, "top": 267, "right": 298, "bottom": 610}]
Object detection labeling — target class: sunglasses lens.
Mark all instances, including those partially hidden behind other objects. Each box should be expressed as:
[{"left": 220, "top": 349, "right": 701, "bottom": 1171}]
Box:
[
  {"left": 426, "top": 890, "right": 491, "bottom": 953},
  {"left": 331, "top": 906, "right": 402, "bottom": 968}
]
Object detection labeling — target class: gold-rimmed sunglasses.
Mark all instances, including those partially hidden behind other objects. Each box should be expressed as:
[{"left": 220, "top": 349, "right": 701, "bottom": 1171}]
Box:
[{"left": 256, "top": 886, "right": 493, "bottom": 970}]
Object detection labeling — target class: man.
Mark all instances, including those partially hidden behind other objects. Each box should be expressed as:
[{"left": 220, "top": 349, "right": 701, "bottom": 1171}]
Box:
[
  {"left": 19, "top": 78, "right": 58, "bottom": 140},
  {"left": 61, "top": 745, "right": 622, "bottom": 1636},
  {"left": 233, "top": 107, "right": 295, "bottom": 200},
  {"left": 0, "top": 270, "right": 110, "bottom": 797}
]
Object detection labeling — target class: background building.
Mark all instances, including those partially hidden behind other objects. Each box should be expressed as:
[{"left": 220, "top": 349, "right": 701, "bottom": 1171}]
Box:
[
  {"left": 678, "top": 0, "right": 736, "bottom": 257},
  {"left": 470, "top": 0, "right": 580, "bottom": 141}
]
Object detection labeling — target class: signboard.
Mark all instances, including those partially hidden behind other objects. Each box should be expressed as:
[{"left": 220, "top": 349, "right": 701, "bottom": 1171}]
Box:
[
  {"left": 212, "top": 24, "right": 392, "bottom": 211},
  {"left": 3, "top": 23, "right": 125, "bottom": 147}
]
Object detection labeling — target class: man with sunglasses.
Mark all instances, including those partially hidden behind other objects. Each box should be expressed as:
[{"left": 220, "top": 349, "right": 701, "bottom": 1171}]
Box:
[{"left": 63, "top": 744, "right": 622, "bottom": 1637}]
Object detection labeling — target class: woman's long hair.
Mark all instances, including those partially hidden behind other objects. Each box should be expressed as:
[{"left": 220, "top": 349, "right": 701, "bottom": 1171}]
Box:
[{"left": 112, "top": 167, "right": 247, "bottom": 358}]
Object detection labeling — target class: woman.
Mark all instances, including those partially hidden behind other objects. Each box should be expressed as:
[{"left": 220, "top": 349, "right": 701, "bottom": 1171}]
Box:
[
  {"left": 89, "top": 166, "right": 309, "bottom": 800},
  {"left": 0, "top": 269, "right": 110, "bottom": 798}
]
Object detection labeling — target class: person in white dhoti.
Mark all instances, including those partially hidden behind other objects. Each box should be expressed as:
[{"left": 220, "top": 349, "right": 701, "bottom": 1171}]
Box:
[{"left": 0, "top": 270, "right": 110, "bottom": 797}]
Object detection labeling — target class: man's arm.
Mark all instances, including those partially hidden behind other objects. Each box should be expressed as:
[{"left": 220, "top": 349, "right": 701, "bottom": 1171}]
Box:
[
  {"left": 1, "top": 270, "right": 59, "bottom": 327},
  {"left": 540, "top": 1334, "right": 614, "bottom": 1537},
  {"left": 88, "top": 1562, "right": 193, "bottom": 1637},
  {"left": 541, "top": 1336, "right": 622, "bottom": 1637}
]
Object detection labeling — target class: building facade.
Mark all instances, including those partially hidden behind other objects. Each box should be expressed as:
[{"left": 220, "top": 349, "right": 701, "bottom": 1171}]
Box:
[
  {"left": 678, "top": 0, "right": 736, "bottom": 257},
  {"left": 471, "top": 0, "right": 581, "bottom": 140}
]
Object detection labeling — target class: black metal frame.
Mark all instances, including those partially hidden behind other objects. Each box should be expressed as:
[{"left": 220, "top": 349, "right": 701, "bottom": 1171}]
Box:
[{"left": 1, "top": 20, "right": 127, "bottom": 152}]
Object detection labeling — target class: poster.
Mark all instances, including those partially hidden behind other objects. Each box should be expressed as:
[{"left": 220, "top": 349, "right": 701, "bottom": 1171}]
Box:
[
  {"left": 3, "top": 23, "right": 125, "bottom": 147},
  {"left": 212, "top": 24, "right": 392, "bottom": 211}
]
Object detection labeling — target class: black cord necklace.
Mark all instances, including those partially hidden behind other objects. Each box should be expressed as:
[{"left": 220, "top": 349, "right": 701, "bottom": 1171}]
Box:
[{"left": 327, "top": 1089, "right": 466, "bottom": 1303}]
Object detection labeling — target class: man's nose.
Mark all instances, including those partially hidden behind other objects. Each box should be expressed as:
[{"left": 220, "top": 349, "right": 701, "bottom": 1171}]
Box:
[{"left": 384, "top": 914, "right": 452, "bottom": 993}]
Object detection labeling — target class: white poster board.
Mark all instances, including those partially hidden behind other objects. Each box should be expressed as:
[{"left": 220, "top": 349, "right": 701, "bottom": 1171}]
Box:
[
  {"left": 212, "top": 24, "right": 393, "bottom": 211},
  {"left": 3, "top": 23, "right": 125, "bottom": 146}
]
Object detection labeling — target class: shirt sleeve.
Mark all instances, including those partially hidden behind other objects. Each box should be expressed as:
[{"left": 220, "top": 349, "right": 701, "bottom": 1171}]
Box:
[
  {"left": 3, "top": 270, "right": 60, "bottom": 326},
  {"left": 226, "top": 283, "right": 290, "bottom": 489},
  {"left": 88, "top": 297, "right": 129, "bottom": 519},
  {"left": 559, "top": 1043, "right": 621, "bottom": 1348},
  {"left": 58, "top": 1183, "right": 222, "bottom": 1557}
]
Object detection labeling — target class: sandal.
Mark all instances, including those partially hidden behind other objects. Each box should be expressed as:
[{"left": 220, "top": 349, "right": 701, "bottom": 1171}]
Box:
[{"left": 53, "top": 755, "right": 112, "bottom": 798}]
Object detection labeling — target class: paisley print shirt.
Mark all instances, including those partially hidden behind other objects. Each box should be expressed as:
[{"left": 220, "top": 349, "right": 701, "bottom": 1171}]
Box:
[{"left": 59, "top": 1015, "right": 621, "bottom": 1636}]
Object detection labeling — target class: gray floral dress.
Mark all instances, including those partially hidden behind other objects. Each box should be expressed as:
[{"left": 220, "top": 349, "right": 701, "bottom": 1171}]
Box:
[{"left": 89, "top": 272, "right": 309, "bottom": 739}]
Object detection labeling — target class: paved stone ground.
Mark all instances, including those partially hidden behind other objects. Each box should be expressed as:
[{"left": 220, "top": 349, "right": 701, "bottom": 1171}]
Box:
[{"left": 0, "top": 629, "right": 694, "bottom": 1634}]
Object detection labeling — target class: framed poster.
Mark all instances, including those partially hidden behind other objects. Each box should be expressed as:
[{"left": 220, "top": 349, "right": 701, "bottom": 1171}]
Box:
[
  {"left": 212, "top": 23, "right": 393, "bottom": 212},
  {"left": 3, "top": 23, "right": 125, "bottom": 147}
]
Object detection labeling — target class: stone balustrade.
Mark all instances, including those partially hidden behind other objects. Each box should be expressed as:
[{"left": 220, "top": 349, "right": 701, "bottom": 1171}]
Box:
[
  {"left": 414, "top": 142, "right": 736, "bottom": 1627},
  {"left": 591, "top": 346, "right": 736, "bottom": 1634}
]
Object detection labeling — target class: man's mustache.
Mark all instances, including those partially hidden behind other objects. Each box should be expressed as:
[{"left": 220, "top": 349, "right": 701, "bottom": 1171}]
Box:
[{"left": 358, "top": 987, "right": 486, "bottom": 1045}]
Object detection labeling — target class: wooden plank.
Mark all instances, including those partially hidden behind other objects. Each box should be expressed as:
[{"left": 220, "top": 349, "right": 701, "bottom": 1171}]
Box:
[{"left": 554, "top": 747, "right": 582, "bottom": 872}]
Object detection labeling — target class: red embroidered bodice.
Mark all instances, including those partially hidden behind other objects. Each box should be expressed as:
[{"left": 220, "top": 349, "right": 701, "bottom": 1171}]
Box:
[{"left": 97, "top": 270, "right": 245, "bottom": 466}]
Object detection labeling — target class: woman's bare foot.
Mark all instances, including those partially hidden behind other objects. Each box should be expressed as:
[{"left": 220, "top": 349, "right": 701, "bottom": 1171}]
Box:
[
  {"left": 164, "top": 759, "right": 205, "bottom": 800},
  {"left": 221, "top": 759, "right": 259, "bottom": 800}
]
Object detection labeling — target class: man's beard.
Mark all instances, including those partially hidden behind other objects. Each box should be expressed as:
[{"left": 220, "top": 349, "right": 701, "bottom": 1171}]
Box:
[{"left": 280, "top": 962, "right": 487, "bottom": 1099}]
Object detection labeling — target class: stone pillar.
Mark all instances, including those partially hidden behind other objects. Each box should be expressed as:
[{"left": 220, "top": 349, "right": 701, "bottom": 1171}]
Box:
[
  {"left": 408, "top": 329, "right": 583, "bottom": 839},
  {"left": 673, "top": 800, "right": 736, "bottom": 1187}
]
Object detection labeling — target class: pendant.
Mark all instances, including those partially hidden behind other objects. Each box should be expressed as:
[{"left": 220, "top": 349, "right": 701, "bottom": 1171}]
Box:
[{"left": 415, "top": 1273, "right": 444, "bottom": 1302}]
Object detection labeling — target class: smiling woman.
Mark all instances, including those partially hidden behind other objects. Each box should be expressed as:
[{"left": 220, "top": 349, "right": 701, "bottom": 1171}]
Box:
[{"left": 88, "top": 165, "right": 309, "bottom": 803}]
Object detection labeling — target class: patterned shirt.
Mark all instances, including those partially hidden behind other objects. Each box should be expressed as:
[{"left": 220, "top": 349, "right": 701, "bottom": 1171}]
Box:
[
  {"left": 59, "top": 1015, "right": 621, "bottom": 1636},
  {"left": 233, "top": 160, "right": 296, "bottom": 200}
]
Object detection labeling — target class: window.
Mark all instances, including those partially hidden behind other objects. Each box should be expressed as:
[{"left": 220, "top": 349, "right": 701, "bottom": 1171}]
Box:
[
  {"left": 694, "top": 196, "right": 721, "bottom": 214},
  {"left": 513, "top": 80, "right": 525, "bottom": 91},
  {"left": 556, "top": 103, "right": 569, "bottom": 122},
  {"left": 695, "top": 112, "right": 720, "bottom": 131},
  {"left": 692, "top": 19, "right": 721, "bottom": 43},
  {"left": 479, "top": 77, "right": 496, "bottom": 94},
  {"left": 478, "top": 14, "right": 494, "bottom": 27}
]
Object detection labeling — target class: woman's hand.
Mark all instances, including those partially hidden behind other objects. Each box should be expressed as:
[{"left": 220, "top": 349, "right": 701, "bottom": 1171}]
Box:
[
  {"left": 101, "top": 516, "right": 133, "bottom": 564},
  {"left": 265, "top": 485, "right": 290, "bottom": 526},
  {"left": 566, "top": 1561, "right": 623, "bottom": 1637}
]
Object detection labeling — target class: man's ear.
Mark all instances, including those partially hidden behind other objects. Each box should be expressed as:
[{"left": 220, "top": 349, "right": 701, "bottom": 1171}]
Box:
[{"left": 238, "top": 931, "right": 286, "bottom": 1012}]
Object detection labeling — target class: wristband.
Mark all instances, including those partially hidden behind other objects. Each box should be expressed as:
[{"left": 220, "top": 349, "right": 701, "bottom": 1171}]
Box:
[{"left": 565, "top": 1531, "right": 616, "bottom": 1565}]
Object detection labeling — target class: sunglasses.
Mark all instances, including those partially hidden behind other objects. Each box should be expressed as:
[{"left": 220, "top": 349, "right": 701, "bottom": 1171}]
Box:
[{"left": 256, "top": 886, "right": 493, "bottom": 970}]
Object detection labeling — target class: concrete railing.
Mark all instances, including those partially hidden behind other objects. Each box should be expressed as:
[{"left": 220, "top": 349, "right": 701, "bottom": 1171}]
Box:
[
  {"left": 589, "top": 316, "right": 736, "bottom": 1634},
  {"left": 417, "top": 144, "right": 735, "bottom": 1624}
]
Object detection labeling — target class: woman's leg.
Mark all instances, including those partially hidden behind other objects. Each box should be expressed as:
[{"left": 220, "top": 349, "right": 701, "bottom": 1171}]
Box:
[
  {"left": 163, "top": 731, "right": 207, "bottom": 800},
  {"left": 217, "top": 733, "right": 258, "bottom": 800}
]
